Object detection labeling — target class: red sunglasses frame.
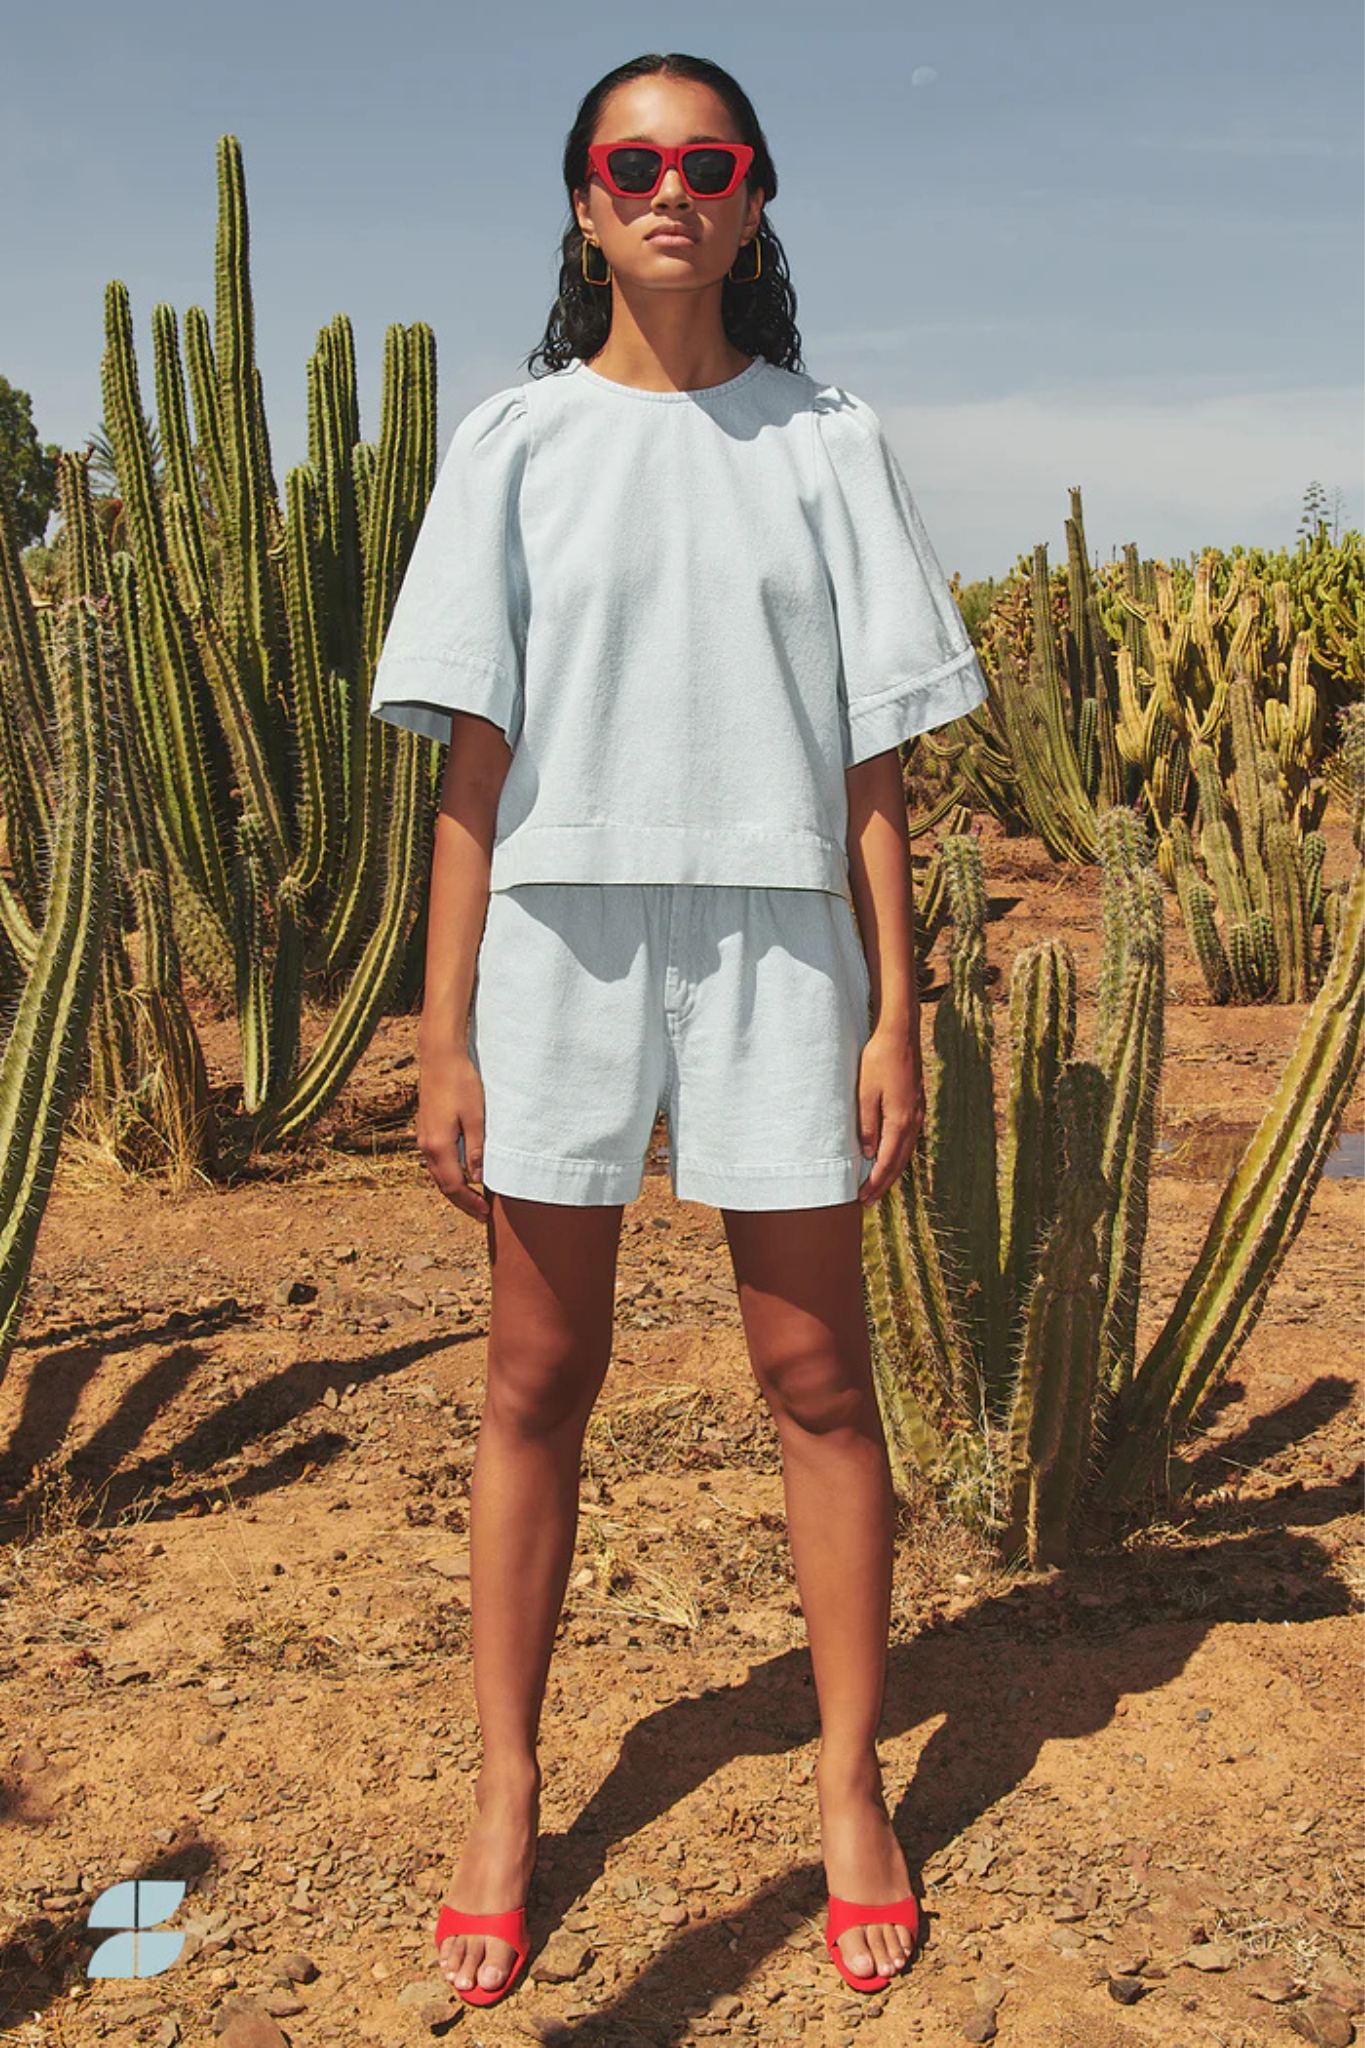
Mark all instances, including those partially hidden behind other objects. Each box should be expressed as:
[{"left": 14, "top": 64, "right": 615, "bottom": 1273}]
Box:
[{"left": 586, "top": 140, "right": 755, "bottom": 202}]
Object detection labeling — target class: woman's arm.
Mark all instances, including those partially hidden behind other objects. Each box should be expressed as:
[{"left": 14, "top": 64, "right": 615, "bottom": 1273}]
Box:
[
  {"left": 845, "top": 748, "right": 925, "bottom": 1205},
  {"left": 415, "top": 711, "right": 513, "bottom": 1221}
]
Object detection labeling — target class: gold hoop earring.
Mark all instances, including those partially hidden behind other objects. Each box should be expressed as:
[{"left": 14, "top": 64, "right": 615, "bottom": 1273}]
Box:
[
  {"left": 728, "top": 237, "right": 762, "bottom": 284},
  {"left": 581, "top": 237, "right": 611, "bottom": 287}
]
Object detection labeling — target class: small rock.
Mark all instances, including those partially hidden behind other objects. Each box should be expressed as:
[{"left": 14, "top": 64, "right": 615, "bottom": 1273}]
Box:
[
  {"left": 1242, "top": 1958, "right": 1300, "bottom": 2003},
  {"left": 1107, "top": 1976, "right": 1147, "bottom": 2005},
  {"left": 215, "top": 2015, "right": 288, "bottom": 2046},
  {"left": 273, "top": 1953, "right": 318, "bottom": 1985},
  {"left": 1318, "top": 1970, "right": 1365, "bottom": 2017},
  {"left": 530, "top": 1934, "right": 591, "bottom": 1984},
  {"left": 1289, "top": 2005, "right": 1357, "bottom": 2048},
  {"left": 1182, "top": 1938, "right": 1238, "bottom": 1972},
  {"left": 1049, "top": 1925, "right": 1085, "bottom": 1952},
  {"left": 708, "top": 1993, "right": 743, "bottom": 2019},
  {"left": 973, "top": 1973, "right": 1009, "bottom": 2011},
  {"left": 961, "top": 2010, "right": 998, "bottom": 2043}
]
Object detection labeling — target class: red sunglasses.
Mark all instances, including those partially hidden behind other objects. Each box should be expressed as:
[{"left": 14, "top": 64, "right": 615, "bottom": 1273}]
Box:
[{"left": 586, "top": 140, "right": 755, "bottom": 201}]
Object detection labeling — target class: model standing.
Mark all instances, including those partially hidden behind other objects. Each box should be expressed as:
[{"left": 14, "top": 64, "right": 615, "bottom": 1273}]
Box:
[{"left": 370, "top": 52, "right": 990, "bottom": 2010}]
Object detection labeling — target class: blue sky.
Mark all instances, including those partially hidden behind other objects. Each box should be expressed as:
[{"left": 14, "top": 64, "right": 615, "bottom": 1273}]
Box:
[{"left": 3, "top": 0, "right": 1360, "bottom": 582}]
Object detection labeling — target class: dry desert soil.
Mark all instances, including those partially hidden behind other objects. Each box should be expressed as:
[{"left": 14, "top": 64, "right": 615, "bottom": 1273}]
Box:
[{"left": 1, "top": 812, "right": 1361, "bottom": 2048}]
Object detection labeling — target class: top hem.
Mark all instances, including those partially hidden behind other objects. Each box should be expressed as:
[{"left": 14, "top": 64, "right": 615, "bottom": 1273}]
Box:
[{"left": 488, "top": 822, "right": 851, "bottom": 898}]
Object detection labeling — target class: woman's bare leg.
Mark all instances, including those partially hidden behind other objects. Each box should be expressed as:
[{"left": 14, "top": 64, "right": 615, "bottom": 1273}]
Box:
[
  {"left": 722, "top": 1199, "right": 914, "bottom": 1984},
  {"left": 437, "top": 1191, "right": 623, "bottom": 1996}
]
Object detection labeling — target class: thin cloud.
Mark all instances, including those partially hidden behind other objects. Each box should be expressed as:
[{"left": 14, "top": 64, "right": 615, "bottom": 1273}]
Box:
[
  {"left": 1127, "top": 131, "right": 1362, "bottom": 160},
  {"left": 881, "top": 384, "right": 1361, "bottom": 520}
]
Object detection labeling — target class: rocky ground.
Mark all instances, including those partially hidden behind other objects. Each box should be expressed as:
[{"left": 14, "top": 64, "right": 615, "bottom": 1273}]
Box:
[{"left": 0, "top": 813, "right": 1361, "bottom": 2048}]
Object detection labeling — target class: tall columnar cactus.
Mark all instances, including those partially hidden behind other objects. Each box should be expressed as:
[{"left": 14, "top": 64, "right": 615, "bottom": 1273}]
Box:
[
  {"left": 0, "top": 456, "right": 216, "bottom": 1177},
  {"left": 863, "top": 818, "right": 1364, "bottom": 1566},
  {"left": 1091, "top": 850, "right": 1365, "bottom": 1510},
  {"left": 0, "top": 593, "right": 113, "bottom": 1370},
  {"left": 93, "top": 135, "right": 439, "bottom": 1157}
]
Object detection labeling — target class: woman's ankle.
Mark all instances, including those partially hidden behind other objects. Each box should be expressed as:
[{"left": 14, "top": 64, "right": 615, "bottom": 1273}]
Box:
[
  {"left": 476, "top": 1750, "right": 542, "bottom": 1793},
  {"left": 815, "top": 1738, "right": 884, "bottom": 1791}
]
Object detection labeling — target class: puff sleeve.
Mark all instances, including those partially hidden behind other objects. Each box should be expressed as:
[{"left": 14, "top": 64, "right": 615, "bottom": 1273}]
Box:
[
  {"left": 369, "top": 387, "right": 529, "bottom": 748},
  {"left": 813, "top": 389, "right": 990, "bottom": 768}
]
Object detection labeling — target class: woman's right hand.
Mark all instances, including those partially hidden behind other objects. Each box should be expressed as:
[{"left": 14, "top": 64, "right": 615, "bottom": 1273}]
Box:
[{"left": 416, "top": 1038, "right": 491, "bottom": 1221}]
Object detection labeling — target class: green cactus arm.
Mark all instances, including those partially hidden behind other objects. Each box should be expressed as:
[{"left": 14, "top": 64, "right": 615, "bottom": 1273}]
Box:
[
  {"left": 0, "top": 597, "right": 113, "bottom": 1368},
  {"left": 928, "top": 834, "right": 1004, "bottom": 1401},
  {"left": 248, "top": 727, "right": 432, "bottom": 1148},
  {"left": 102, "top": 278, "right": 234, "bottom": 929},
  {"left": 1094, "top": 855, "right": 1365, "bottom": 1508},
  {"left": 861, "top": 1196, "right": 949, "bottom": 1491},
  {"left": 999, "top": 1061, "right": 1111, "bottom": 1570},
  {"left": 0, "top": 476, "right": 58, "bottom": 917},
  {"left": 321, "top": 323, "right": 436, "bottom": 976},
  {"left": 1093, "top": 811, "right": 1165, "bottom": 1400},
  {"left": 184, "top": 302, "right": 231, "bottom": 543},
  {"left": 214, "top": 134, "right": 281, "bottom": 708},
  {"left": 999, "top": 938, "right": 1077, "bottom": 1355}
]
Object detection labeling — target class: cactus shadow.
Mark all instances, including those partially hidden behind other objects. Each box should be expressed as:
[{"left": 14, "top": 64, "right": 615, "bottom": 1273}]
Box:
[{"left": 0, "top": 1321, "right": 469, "bottom": 1530}]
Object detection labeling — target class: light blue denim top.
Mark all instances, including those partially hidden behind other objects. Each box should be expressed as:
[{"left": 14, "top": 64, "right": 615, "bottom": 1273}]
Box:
[{"left": 369, "top": 355, "right": 989, "bottom": 899}]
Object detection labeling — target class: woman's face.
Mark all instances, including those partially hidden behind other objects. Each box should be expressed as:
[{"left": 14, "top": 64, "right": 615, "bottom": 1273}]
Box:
[{"left": 573, "top": 76, "right": 765, "bottom": 294}]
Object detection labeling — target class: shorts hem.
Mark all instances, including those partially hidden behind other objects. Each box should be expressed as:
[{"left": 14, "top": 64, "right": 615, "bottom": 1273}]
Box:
[
  {"left": 480, "top": 1143, "right": 644, "bottom": 1207},
  {"left": 671, "top": 1152, "right": 874, "bottom": 1211}
]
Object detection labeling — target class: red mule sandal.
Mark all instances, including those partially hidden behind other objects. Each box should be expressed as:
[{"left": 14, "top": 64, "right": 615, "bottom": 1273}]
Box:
[
  {"left": 824, "top": 1892, "right": 922, "bottom": 1992},
  {"left": 434, "top": 1901, "right": 531, "bottom": 2006}
]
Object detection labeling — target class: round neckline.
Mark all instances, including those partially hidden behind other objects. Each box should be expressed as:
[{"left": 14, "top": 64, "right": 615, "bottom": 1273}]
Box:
[{"left": 571, "top": 355, "right": 767, "bottom": 403}]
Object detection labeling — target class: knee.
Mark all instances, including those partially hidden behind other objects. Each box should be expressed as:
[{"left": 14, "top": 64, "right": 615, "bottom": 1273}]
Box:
[
  {"left": 752, "top": 1338, "right": 866, "bottom": 1436},
  {"left": 485, "top": 1335, "right": 605, "bottom": 1438}
]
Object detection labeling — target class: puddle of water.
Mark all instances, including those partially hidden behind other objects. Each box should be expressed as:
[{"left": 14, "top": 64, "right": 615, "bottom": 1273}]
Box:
[
  {"left": 1326, "top": 1130, "right": 1364, "bottom": 1181},
  {"left": 1156, "top": 1125, "right": 1364, "bottom": 1180}
]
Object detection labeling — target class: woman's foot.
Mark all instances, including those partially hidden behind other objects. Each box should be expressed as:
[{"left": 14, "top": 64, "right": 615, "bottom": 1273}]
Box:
[
  {"left": 437, "top": 1757, "right": 541, "bottom": 1996},
  {"left": 815, "top": 1746, "right": 916, "bottom": 1982}
]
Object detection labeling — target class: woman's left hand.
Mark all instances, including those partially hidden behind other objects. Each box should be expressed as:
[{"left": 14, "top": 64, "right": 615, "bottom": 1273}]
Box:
[{"left": 855, "top": 1025, "right": 926, "bottom": 1205}]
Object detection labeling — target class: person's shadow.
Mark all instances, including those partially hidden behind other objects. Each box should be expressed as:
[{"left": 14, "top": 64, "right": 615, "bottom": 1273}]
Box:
[{"left": 518, "top": 1388, "right": 1356, "bottom": 2042}]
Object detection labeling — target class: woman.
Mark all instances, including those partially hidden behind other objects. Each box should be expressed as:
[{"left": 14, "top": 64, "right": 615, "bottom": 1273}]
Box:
[{"left": 370, "top": 51, "right": 990, "bottom": 2009}]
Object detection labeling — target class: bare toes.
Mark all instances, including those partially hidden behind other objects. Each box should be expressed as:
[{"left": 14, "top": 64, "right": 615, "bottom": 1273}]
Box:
[{"left": 839, "top": 1930, "right": 876, "bottom": 1976}]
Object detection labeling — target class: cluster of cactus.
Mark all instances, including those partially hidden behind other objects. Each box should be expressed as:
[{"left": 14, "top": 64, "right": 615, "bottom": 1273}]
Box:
[
  {"left": 862, "top": 807, "right": 1364, "bottom": 1566},
  {"left": 917, "top": 490, "right": 1361, "bottom": 1001},
  {"left": 0, "top": 137, "right": 440, "bottom": 1167},
  {"left": 1163, "top": 670, "right": 1334, "bottom": 1002},
  {"left": 0, "top": 555, "right": 114, "bottom": 1372}
]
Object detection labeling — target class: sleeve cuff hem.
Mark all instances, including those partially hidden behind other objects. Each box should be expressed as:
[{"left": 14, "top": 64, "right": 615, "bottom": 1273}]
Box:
[{"left": 845, "top": 646, "right": 989, "bottom": 764}]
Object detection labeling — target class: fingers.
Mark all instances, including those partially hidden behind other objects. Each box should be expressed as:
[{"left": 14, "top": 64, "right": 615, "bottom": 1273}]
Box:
[
  {"left": 418, "top": 1122, "right": 491, "bottom": 1221},
  {"left": 857, "top": 1088, "right": 924, "bottom": 1205}
]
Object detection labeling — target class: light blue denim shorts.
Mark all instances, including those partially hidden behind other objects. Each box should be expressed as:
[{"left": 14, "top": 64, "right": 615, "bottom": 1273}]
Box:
[{"left": 464, "top": 883, "right": 875, "bottom": 1210}]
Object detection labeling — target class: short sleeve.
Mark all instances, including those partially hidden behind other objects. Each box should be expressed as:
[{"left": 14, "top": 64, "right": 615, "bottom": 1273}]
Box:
[
  {"left": 813, "top": 388, "right": 990, "bottom": 768},
  {"left": 369, "top": 386, "right": 529, "bottom": 748}
]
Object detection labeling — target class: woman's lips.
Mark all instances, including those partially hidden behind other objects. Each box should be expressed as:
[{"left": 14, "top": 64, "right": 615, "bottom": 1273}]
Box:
[{"left": 647, "top": 231, "right": 698, "bottom": 247}]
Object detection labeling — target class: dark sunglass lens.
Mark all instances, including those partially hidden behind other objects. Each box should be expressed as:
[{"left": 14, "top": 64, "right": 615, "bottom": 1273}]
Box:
[
  {"left": 605, "top": 147, "right": 662, "bottom": 193},
  {"left": 682, "top": 147, "right": 738, "bottom": 194}
]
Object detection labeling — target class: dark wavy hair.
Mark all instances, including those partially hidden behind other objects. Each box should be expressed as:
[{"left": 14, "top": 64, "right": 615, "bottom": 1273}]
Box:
[{"left": 525, "top": 53, "right": 804, "bottom": 378}]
